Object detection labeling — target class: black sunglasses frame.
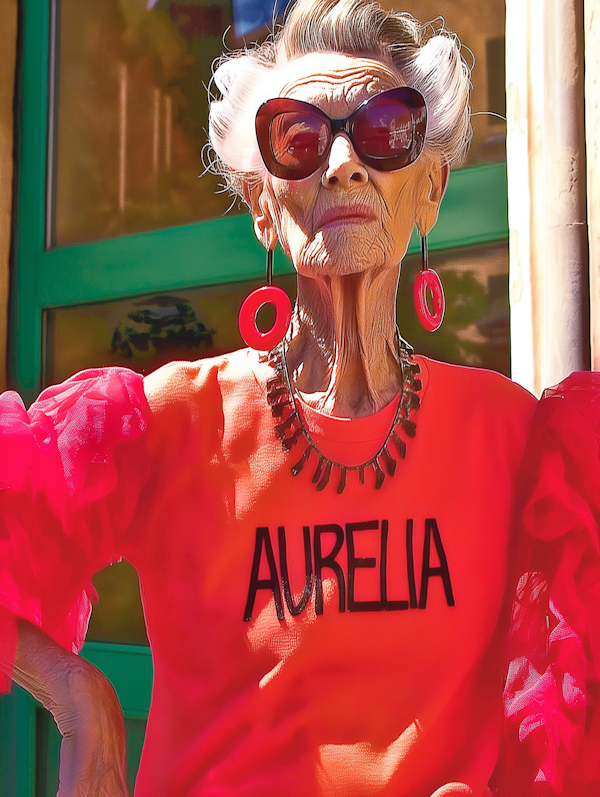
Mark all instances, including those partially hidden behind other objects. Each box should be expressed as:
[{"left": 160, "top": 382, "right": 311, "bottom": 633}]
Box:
[{"left": 255, "top": 86, "right": 427, "bottom": 180}]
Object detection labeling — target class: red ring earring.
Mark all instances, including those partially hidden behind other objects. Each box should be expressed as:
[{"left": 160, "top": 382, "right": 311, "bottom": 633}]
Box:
[
  {"left": 413, "top": 234, "right": 445, "bottom": 332},
  {"left": 239, "top": 249, "right": 292, "bottom": 350}
]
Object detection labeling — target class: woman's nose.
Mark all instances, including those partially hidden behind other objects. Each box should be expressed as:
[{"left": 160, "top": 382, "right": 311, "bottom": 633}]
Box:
[{"left": 321, "top": 134, "right": 369, "bottom": 188}]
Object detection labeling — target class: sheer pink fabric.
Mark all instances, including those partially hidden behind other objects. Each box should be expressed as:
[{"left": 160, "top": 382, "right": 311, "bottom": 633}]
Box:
[
  {"left": 0, "top": 368, "right": 149, "bottom": 692},
  {"left": 500, "top": 372, "right": 600, "bottom": 796},
  {"left": 1, "top": 364, "right": 599, "bottom": 795}
]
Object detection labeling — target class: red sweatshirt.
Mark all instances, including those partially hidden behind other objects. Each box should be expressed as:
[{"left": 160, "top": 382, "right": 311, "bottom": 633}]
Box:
[{"left": 0, "top": 350, "right": 536, "bottom": 796}]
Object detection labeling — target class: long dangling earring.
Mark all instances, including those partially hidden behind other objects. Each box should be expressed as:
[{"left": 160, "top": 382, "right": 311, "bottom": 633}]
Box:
[
  {"left": 413, "top": 234, "right": 445, "bottom": 332},
  {"left": 239, "top": 249, "right": 293, "bottom": 350}
]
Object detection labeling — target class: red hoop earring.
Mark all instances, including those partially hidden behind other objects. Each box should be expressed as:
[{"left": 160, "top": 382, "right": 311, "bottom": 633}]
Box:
[
  {"left": 239, "top": 250, "right": 292, "bottom": 350},
  {"left": 413, "top": 235, "right": 445, "bottom": 332}
]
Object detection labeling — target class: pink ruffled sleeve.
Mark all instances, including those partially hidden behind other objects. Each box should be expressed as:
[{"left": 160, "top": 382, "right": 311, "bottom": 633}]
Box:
[
  {"left": 0, "top": 367, "right": 149, "bottom": 693},
  {"left": 499, "top": 372, "right": 600, "bottom": 796}
]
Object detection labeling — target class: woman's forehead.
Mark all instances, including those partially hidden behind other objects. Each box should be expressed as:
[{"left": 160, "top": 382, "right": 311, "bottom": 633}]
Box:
[{"left": 278, "top": 53, "right": 403, "bottom": 106}]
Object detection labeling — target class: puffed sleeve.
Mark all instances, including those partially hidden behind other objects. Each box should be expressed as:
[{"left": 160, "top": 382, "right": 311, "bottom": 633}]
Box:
[
  {"left": 0, "top": 367, "right": 150, "bottom": 693},
  {"left": 499, "top": 372, "right": 600, "bottom": 796}
]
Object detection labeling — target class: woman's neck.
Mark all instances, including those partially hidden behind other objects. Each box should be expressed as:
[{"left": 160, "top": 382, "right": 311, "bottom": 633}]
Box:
[{"left": 286, "top": 267, "right": 401, "bottom": 418}]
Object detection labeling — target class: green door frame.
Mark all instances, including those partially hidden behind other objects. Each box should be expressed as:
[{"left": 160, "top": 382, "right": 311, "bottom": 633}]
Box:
[{"left": 2, "top": 1, "right": 510, "bottom": 793}]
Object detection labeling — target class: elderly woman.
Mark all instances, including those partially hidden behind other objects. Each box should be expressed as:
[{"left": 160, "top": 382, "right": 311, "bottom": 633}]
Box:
[{"left": 0, "top": 0, "right": 562, "bottom": 795}]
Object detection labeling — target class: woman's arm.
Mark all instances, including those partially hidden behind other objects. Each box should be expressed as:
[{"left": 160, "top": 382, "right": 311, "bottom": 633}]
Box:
[{"left": 12, "top": 618, "right": 130, "bottom": 797}]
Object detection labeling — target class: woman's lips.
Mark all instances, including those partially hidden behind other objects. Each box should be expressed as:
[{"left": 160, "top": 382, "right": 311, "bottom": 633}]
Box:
[{"left": 317, "top": 205, "right": 375, "bottom": 229}]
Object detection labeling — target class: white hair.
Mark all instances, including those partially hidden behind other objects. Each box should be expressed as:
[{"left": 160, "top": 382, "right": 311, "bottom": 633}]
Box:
[{"left": 207, "top": 0, "right": 472, "bottom": 199}]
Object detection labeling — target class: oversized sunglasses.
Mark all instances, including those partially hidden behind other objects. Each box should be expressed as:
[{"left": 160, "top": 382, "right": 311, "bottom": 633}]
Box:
[{"left": 255, "top": 86, "right": 427, "bottom": 180}]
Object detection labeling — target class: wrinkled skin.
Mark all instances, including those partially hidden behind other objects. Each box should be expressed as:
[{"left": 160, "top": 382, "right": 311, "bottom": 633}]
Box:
[
  {"left": 10, "top": 619, "right": 129, "bottom": 797},
  {"left": 9, "top": 53, "right": 450, "bottom": 797},
  {"left": 247, "top": 53, "right": 448, "bottom": 417}
]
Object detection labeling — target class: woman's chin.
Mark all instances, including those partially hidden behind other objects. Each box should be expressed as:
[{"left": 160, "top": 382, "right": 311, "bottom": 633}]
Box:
[{"left": 294, "top": 236, "right": 388, "bottom": 277}]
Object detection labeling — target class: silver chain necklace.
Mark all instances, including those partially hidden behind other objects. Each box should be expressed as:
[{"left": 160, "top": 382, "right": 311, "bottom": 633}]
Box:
[{"left": 262, "top": 338, "right": 422, "bottom": 493}]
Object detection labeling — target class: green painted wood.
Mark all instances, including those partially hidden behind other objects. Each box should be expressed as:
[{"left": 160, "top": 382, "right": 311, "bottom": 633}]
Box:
[
  {"left": 0, "top": 693, "right": 14, "bottom": 794},
  {"left": 38, "top": 214, "right": 269, "bottom": 307},
  {"left": 34, "top": 161, "right": 508, "bottom": 309},
  {"left": 9, "top": 0, "right": 49, "bottom": 404},
  {"left": 7, "top": 4, "right": 510, "bottom": 794},
  {"left": 427, "top": 161, "right": 508, "bottom": 249},
  {"left": 12, "top": 163, "right": 508, "bottom": 401},
  {"left": 32, "top": 697, "right": 147, "bottom": 797},
  {"left": 81, "top": 642, "right": 152, "bottom": 720},
  {"left": 0, "top": 691, "right": 19, "bottom": 795},
  {"left": 0, "top": 688, "right": 37, "bottom": 797},
  {"left": 32, "top": 642, "right": 152, "bottom": 797},
  {"left": 123, "top": 717, "right": 147, "bottom": 794},
  {"left": 10, "top": 0, "right": 508, "bottom": 398},
  {"left": 34, "top": 706, "right": 61, "bottom": 797}
]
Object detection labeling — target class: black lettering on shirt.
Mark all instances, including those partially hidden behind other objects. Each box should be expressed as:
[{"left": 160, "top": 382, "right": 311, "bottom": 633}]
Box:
[
  {"left": 418, "top": 518, "right": 455, "bottom": 609},
  {"left": 243, "top": 526, "right": 284, "bottom": 621},
  {"left": 314, "top": 524, "right": 345, "bottom": 615},
  {"left": 406, "top": 519, "right": 418, "bottom": 609},
  {"left": 243, "top": 519, "right": 455, "bottom": 620},
  {"left": 279, "top": 525, "right": 313, "bottom": 616},
  {"left": 380, "top": 519, "right": 408, "bottom": 611},
  {"left": 347, "top": 520, "right": 383, "bottom": 612}
]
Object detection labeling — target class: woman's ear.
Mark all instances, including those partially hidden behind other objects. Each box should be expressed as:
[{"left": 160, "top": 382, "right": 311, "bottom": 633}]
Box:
[
  {"left": 416, "top": 160, "right": 450, "bottom": 237},
  {"left": 242, "top": 181, "right": 278, "bottom": 251}
]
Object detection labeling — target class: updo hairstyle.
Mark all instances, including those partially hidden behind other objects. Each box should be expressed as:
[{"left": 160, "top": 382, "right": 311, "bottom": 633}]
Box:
[{"left": 208, "top": 0, "right": 472, "bottom": 200}]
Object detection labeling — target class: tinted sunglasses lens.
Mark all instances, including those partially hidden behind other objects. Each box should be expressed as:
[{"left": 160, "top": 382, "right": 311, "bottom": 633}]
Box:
[
  {"left": 353, "top": 91, "right": 426, "bottom": 168},
  {"left": 269, "top": 112, "right": 329, "bottom": 178},
  {"left": 256, "top": 89, "right": 426, "bottom": 178}
]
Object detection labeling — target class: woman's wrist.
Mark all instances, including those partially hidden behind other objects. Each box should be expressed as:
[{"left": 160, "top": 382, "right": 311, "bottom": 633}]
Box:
[
  {"left": 14, "top": 619, "right": 130, "bottom": 796},
  {"left": 50, "top": 652, "right": 124, "bottom": 735},
  {"left": 13, "top": 619, "right": 93, "bottom": 710},
  {"left": 15, "top": 618, "right": 122, "bottom": 725}
]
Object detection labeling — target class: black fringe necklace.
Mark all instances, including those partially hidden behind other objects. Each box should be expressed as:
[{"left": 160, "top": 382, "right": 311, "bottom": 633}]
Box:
[{"left": 261, "top": 340, "right": 422, "bottom": 494}]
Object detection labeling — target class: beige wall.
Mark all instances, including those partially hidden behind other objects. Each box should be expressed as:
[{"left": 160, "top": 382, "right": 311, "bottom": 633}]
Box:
[
  {"left": 587, "top": 0, "right": 600, "bottom": 370},
  {"left": 0, "top": 0, "right": 17, "bottom": 392},
  {"left": 507, "top": 0, "right": 590, "bottom": 395}
]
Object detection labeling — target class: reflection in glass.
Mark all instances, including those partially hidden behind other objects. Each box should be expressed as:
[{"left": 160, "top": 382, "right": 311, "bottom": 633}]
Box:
[
  {"left": 398, "top": 243, "right": 511, "bottom": 377},
  {"left": 380, "top": 0, "right": 507, "bottom": 165},
  {"left": 87, "top": 560, "right": 148, "bottom": 645},
  {"left": 52, "top": 0, "right": 243, "bottom": 246},
  {"left": 46, "top": 275, "right": 296, "bottom": 644},
  {"left": 110, "top": 295, "right": 215, "bottom": 360},
  {"left": 51, "top": 0, "right": 507, "bottom": 247},
  {"left": 45, "top": 275, "right": 297, "bottom": 384}
]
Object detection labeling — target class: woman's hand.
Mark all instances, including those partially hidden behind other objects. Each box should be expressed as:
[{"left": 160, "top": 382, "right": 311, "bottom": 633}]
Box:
[{"left": 12, "top": 619, "right": 130, "bottom": 797}]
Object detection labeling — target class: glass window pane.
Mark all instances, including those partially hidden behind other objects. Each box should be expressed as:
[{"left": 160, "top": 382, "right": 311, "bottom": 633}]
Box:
[
  {"left": 381, "top": 0, "right": 507, "bottom": 166},
  {"left": 51, "top": 0, "right": 506, "bottom": 248},
  {"left": 397, "top": 243, "right": 510, "bottom": 377},
  {"left": 44, "top": 275, "right": 297, "bottom": 384},
  {"left": 88, "top": 561, "right": 148, "bottom": 644},
  {"left": 52, "top": 0, "right": 244, "bottom": 246},
  {"left": 45, "top": 275, "right": 297, "bottom": 644}
]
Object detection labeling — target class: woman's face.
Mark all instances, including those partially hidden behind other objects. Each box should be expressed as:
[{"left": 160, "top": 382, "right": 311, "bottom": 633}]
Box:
[{"left": 251, "top": 53, "right": 447, "bottom": 278}]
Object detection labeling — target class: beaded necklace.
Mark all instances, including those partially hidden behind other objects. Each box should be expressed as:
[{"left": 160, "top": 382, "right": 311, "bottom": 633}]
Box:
[{"left": 262, "top": 338, "right": 422, "bottom": 493}]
